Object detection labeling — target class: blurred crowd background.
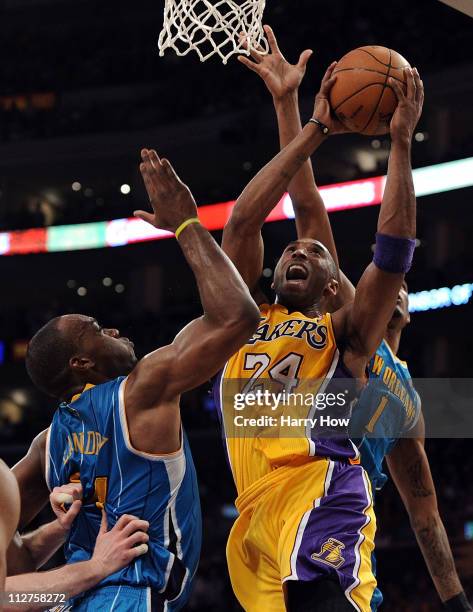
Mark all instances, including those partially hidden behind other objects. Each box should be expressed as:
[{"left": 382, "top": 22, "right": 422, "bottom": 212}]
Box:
[{"left": 1, "top": 0, "right": 473, "bottom": 609}]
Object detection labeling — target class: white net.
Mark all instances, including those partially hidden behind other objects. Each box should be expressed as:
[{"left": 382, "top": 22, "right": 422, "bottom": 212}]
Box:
[{"left": 158, "top": 0, "right": 268, "bottom": 64}]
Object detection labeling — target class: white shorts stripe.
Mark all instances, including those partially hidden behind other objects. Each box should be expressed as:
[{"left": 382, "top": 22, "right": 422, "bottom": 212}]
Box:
[
  {"left": 344, "top": 467, "right": 373, "bottom": 611},
  {"left": 283, "top": 459, "right": 335, "bottom": 582}
]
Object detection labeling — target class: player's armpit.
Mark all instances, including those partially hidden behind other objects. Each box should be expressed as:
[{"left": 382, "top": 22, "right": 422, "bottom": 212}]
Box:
[
  {"left": 124, "top": 308, "right": 260, "bottom": 454},
  {"left": 127, "top": 308, "right": 260, "bottom": 409},
  {"left": 12, "top": 430, "right": 50, "bottom": 530}
]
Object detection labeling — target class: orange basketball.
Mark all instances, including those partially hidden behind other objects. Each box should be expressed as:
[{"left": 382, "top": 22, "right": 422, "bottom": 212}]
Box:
[{"left": 329, "top": 46, "right": 411, "bottom": 136}]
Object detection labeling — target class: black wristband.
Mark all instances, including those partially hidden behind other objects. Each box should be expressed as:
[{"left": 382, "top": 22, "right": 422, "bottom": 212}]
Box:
[
  {"left": 443, "top": 592, "right": 472, "bottom": 612},
  {"left": 308, "top": 117, "right": 329, "bottom": 135}
]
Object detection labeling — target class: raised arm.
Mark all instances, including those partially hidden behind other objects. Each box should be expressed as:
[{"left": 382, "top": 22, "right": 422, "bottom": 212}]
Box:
[
  {"left": 239, "top": 26, "right": 338, "bottom": 259},
  {"left": 238, "top": 26, "right": 355, "bottom": 307},
  {"left": 387, "top": 414, "right": 472, "bottom": 610},
  {"left": 123, "top": 150, "right": 260, "bottom": 452},
  {"left": 334, "top": 68, "right": 424, "bottom": 376},
  {"left": 221, "top": 64, "right": 333, "bottom": 298}
]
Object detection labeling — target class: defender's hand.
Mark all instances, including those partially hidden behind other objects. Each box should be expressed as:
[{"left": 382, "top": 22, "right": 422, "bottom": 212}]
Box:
[
  {"left": 389, "top": 67, "right": 424, "bottom": 145},
  {"left": 312, "top": 62, "right": 350, "bottom": 136},
  {"left": 135, "top": 149, "right": 198, "bottom": 232},
  {"left": 238, "top": 25, "right": 312, "bottom": 100},
  {"left": 89, "top": 512, "right": 150, "bottom": 580},
  {"left": 50, "top": 483, "right": 83, "bottom": 532}
]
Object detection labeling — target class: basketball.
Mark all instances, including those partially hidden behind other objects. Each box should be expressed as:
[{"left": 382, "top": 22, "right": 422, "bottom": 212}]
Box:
[{"left": 330, "top": 46, "right": 411, "bottom": 136}]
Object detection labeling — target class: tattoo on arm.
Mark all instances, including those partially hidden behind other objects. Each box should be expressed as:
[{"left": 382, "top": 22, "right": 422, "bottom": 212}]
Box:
[
  {"left": 415, "top": 515, "right": 462, "bottom": 598},
  {"left": 407, "top": 459, "right": 434, "bottom": 498}
]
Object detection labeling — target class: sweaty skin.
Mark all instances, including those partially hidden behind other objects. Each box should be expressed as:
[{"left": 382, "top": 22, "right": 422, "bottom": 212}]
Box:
[
  {"left": 13, "top": 151, "right": 260, "bottom": 556},
  {"left": 224, "top": 44, "right": 422, "bottom": 382},
  {"left": 243, "top": 26, "right": 466, "bottom": 606}
]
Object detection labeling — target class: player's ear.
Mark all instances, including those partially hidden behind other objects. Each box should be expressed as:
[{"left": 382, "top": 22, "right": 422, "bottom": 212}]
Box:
[
  {"left": 324, "top": 278, "right": 339, "bottom": 298},
  {"left": 70, "top": 355, "right": 95, "bottom": 372}
]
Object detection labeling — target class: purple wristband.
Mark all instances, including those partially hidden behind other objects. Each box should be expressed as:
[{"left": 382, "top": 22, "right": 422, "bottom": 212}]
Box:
[{"left": 373, "top": 232, "right": 416, "bottom": 273}]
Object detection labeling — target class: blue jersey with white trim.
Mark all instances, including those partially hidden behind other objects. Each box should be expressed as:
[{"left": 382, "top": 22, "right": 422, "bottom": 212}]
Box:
[
  {"left": 350, "top": 340, "right": 421, "bottom": 491},
  {"left": 47, "top": 376, "right": 202, "bottom": 605}
]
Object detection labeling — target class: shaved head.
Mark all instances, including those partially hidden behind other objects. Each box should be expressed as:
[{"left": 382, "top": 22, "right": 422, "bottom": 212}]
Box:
[
  {"left": 272, "top": 239, "right": 339, "bottom": 312},
  {"left": 26, "top": 315, "right": 84, "bottom": 397},
  {"left": 26, "top": 314, "right": 138, "bottom": 399}
]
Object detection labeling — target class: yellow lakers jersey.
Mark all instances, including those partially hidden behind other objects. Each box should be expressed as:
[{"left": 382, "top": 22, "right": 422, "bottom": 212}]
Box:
[{"left": 212, "top": 303, "right": 359, "bottom": 495}]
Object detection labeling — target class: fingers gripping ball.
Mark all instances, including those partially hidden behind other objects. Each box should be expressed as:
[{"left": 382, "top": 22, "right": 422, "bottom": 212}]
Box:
[{"left": 329, "top": 46, "right": 411, "bottom": 135}]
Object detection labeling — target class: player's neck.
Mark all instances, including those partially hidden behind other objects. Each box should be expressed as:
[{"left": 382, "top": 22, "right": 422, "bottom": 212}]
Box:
[
  {"left": 385, "top": 328, "right": 402, "bottom": 356},
  {"left": 62, "top": 372, "right": 112, "bottom": 402},
  {"left": 284, "top": 302, "right": 322, "bottom": 318},
  {"left": 275, "top": 296, "right": 323, "bottom": 318}
]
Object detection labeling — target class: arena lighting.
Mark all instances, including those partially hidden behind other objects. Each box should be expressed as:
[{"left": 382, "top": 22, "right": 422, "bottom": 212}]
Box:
[
  {"left": 1, "top": 156, "right": 473, "bottom": 256},
  {"left": 409, "top": 283, "right": 473, "bottom": 313}
]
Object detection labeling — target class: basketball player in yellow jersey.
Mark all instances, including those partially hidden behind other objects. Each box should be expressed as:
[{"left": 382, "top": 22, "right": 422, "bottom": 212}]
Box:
[
  {"left": 244, "top": 27, "right": 471, "bottom": 612},
  {"left": 216, "top": 44, "right": 424, "bottom": 611}
]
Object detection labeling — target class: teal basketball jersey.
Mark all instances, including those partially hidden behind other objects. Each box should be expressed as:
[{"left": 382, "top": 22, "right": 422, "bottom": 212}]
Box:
[
  {"left": 350, "top": 340, "right": 421, "bottom": 610},
  {"left": 350, "top": 339, "right": 421, "bottom": 491},
  {"left": 46, "top": 377, "right": 202, "bottom": 611}
]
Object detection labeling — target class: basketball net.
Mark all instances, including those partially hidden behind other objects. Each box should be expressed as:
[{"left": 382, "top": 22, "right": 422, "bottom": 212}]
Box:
[{"left": 158, "top": 0, "right": 268, "bottom": 64}]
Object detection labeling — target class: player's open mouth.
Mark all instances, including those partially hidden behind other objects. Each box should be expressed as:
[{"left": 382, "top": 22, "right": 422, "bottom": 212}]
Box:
[{"left": 286, "top": 264, "right": 308, "bottom": 281}]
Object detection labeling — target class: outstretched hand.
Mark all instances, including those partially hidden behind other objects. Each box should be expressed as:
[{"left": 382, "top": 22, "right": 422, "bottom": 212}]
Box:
[
  {"left": 312, "top": 62, "right": 350, "bottom": 136},
  {"left": 90, "top": 512, "right": 150, "bottom": 580},
  {"left": 135, "top": 149, "right": 198, "bottom": 233},
  {"left": 389, "top": 67, "right": 424, "bottom": 144},
  {"left": 238, "top": 25, "right": 312, "bottom": 100}
]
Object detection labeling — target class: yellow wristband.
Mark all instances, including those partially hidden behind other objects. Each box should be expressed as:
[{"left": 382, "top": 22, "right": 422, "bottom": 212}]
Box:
[{"left": 175, "top": 217, "right": 200, "bottom": 240}]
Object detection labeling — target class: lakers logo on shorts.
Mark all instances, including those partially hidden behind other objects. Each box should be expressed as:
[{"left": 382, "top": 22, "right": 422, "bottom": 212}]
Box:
[{"left": 311, "top": 537, "right": 345, "bottom": 569}]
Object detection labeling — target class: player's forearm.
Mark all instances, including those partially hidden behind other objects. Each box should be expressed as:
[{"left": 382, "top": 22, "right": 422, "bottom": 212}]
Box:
[
  {"left": 176, "top": 223, "right": 259, "bottom": 326},
  {"left": 5, "top": 559, "right": 105, "bottom": 611},
  {"left": 229, "top": 122, "right": 326, "bottom": 231},
  {"left": 378, "top": 139, "right": 416, "bottom": 239},
  {"left": 18, "top": 521, "right": 67, "bottom": 572},
  {"left": 274, "top": 94, "right": 339, "bottom": 266},
  {"left": 274, "top": 95, "right": 321, "bottom": 213},
  {"left": 411, "top": 511, "right": 464, "bottom": 602}
]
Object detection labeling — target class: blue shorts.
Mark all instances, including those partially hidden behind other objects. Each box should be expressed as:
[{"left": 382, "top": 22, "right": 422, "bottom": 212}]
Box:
[
  {"left": 51, "top": 583, "right": 192, "bottom": 612},
  {"left": 370, "top": 553, "right": 383, "bottom": 610}
]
